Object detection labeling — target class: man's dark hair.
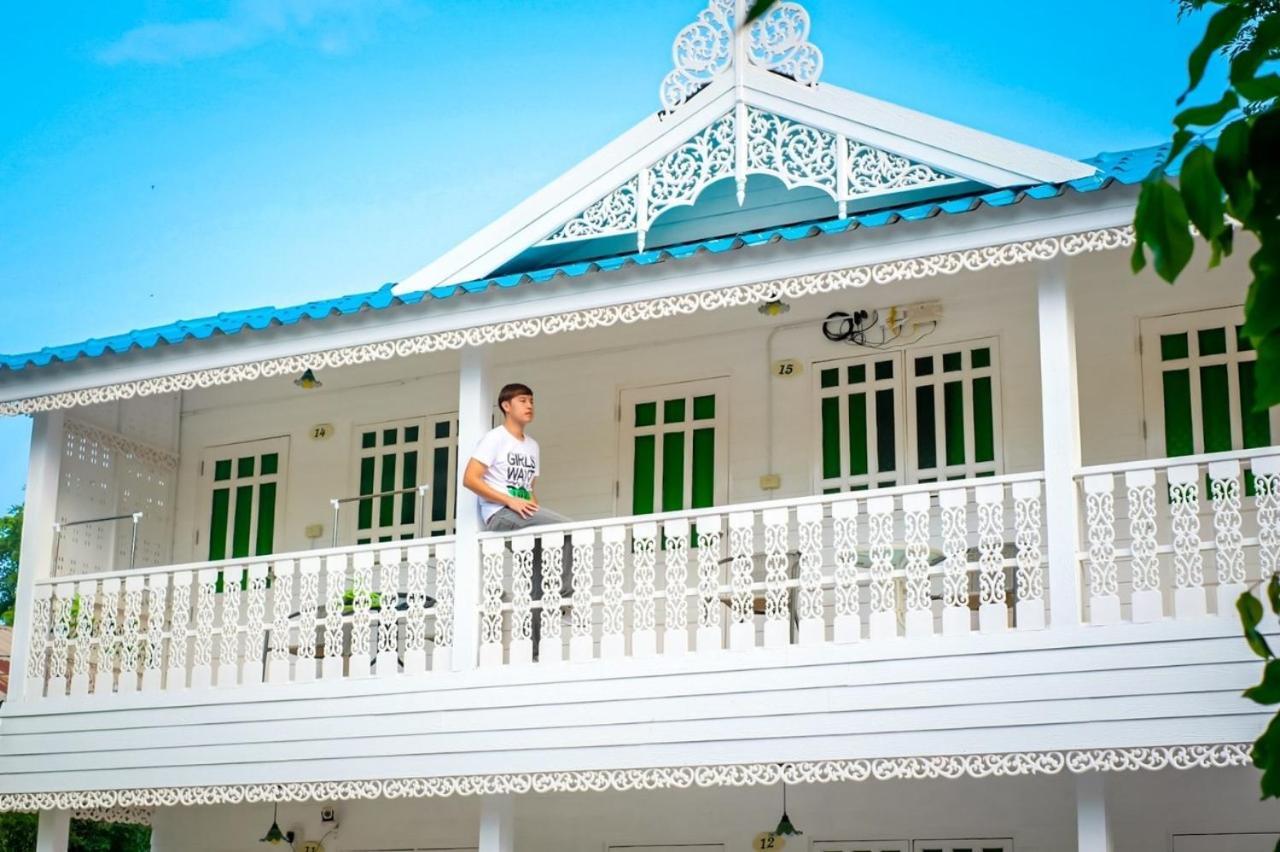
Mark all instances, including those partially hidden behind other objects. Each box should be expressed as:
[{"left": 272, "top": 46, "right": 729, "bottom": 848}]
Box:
[{"left": 497, "top": 382, "right": 533, "bottom": 415}]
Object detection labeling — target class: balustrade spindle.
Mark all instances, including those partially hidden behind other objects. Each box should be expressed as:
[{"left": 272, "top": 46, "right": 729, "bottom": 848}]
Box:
[
  {"left": 939, "top": 487, "right": 969, "bottom": 636},
  {"left": 376, "top": 548, "right": 401, "bottom": 676},
  {"left": 728, "top": 511, "right": 756, "bottom": 650},
  {"left": 191, "top": 568, "right": 218, "bottom": 689},
  {"left": 976, "top": 484, "right": 1008, "bottom": 633},
  {"left": 479, "top": 538, "right": 506, "bottom": 667},
  {"left": 243, "top": 563, "right": 269, "bottom": 686},
  {"left": 510, "top": 536, "right": 535, "bottom": 665},
  {"left": 1209, "top": 460, "right": 1247, "bottom": 616},
  {"left": 49, "top": 583, "right": 73, "bottom": 698},
  {"left": 902, "top": 492, "right": 932, "bottom": 638},
  {"left": 663, "top": 519, "right": 690, "bottom": 655},
  {"left": 867, "top": 496, "right": 896, "bottom": 641},
  {"left": 1257, "top": 456, "right": 1280, "bottom": 585},
  {"left": 268, "top": 560, "right": 295, "bottom": 684},
  {"left": 296, "top": 558, "right": 320, "bottom": 682},
  {"left": 97, "top": 577, "right": 121, "bottom": 693},
  {"left": 540, "top": 532, "right": 565, "bottom": 663},
  {"left": 217, "top": 569, "right": 242, "bottom": 688},
  {"left": 571, "top": 528, "right": 596, "bottom": 662},
  {"left": 1125, "top": 469, "right": 1162, "bottom": 622},
  {"left": 168, "top": 571, "right": 194, "bottom": 690},
  {"left": 1012, "top": 480, "right": 1045, "bottom": 630},
  {"left": 1168, "top": 464, "right": 1207, "bottom": 619},
  {"left": 763, "top": 508, "right": 790, "bottom": 648},
  {"left": 141, "top": 574, "right": 168, "bottom": 692},
  {"left": 322, "top": 555, "right": 346, "bottom": 680},
  {"left": 119, "top": 574, "right": 144, "bottom": 693},
  {"left": 696, "top": 516, "right": 723, "bottom": 653},
  {"left": 26, "top": 584, "right": 52, "bottom": 699},
  {"left": 832, "top": 498, "right": 860, "bottom": 643},
  {"left": 601, "top": 526, "right": 627, "bottom": 659},
  {"left": 632, "top": 522, "right": 659, "bottom": 656},
  {"left": 404, "top": 545, "right": 430, "bottom": 674},
  {"left": 434, "top": 543, "right": 456, "bottom": 670},
  {"left": 1083, "top": 473, "right": 1120, "bottom": 625},
  {"left": 350, "top": 551, "right": 375, "bottom": 677},
  {"left": 69, "top": 579, "right": 95, "bottom": 696},
  {"left": 796, "top": 504, "right": 824, "bottom": 646}
]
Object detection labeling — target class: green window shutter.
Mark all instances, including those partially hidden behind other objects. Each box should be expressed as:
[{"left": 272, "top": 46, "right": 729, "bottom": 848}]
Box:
[
  {"left": 692, "top": 428, "right": 715, "bottom": 508},
  {"left": 821, "top": 396, "right": 841, "bottom": 479},
  {"left": 358, "top": 456, "right": 375, "bottom": 531},
  {"left": 1199, "top": 363, "right": 1232, "bottom": 452},
  {"left": 432, "top": 446, "right": 450, "bottom": 522},
  {"left": 661, "top": 431, "right": 685, "bottom": 512},
  {"left": 875, "top": 388, "right": 895, "bottom": 473},
  {"left": 1240, "top": 360, "right": 1271, "bottom": 448},
  {"left": 255, "top": 482, "right": 276, "bottom": 556},
  {"left": 232, "top": 484, "right": 253, "bottom": 558},
  {"left": 401, "top": 450, "right": 418, "bottom": 526},
  {"left": 847, "top": 392, "right": 868, "bottom": 476},
  {"left": 378, "top": 453, "right": 396, "bottom": 527},
  {"left": 915, "top": 385, "right": 936, "bottom": 471},
  {"left": 972, "top": 376, "right": 995, "bottom": 463},
  {"left": 1162, "top": 368, "right": 1195, "bottom": 456},
  {"left": 632, "top": 434, "right": 656, "bottom": 514},
  {"left": 943, "top": 380, "right": 965, "bottom": 466},
  {"left": 209, "top": 488, "right": 230, "bottom": 561}
]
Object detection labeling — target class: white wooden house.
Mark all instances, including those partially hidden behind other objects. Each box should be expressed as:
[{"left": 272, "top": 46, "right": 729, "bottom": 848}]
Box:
[{"left": 2, "top": 3, "right": 1277, "bottom": 850}]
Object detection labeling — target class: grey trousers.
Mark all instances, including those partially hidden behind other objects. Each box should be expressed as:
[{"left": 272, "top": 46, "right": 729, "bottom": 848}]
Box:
[{"left": 485, "top": 506, "right": 573, "bottom": 656}]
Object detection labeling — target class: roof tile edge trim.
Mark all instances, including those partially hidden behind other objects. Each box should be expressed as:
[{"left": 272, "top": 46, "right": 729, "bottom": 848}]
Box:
[
  {"left": 0, "top": 225, "right": 1134, "bottom": 417},
  {"left": 0, "top": 743, "right": 1250, "bottom": 813}
]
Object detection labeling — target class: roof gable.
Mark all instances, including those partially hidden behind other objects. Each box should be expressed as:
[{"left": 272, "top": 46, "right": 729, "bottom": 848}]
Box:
[{"left": 393, "top": 0, "right": 1096, "bottom": 294}]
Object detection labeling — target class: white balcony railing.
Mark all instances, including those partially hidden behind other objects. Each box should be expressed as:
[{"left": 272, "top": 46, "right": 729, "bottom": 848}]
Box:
[
  {"left": 24, "top": 538, "right": 456, "bottom": 700},
  {"left": 475, "top": 473, "right": 1048, "bottom": 666},
  {"left": 1076, "top": 447, "right": 1280, "bottom": 625}
]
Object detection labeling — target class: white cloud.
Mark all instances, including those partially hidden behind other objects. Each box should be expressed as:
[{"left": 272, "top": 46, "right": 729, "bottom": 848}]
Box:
[{"left": 97, "top": 0, "right": 402, "bottom": 65}]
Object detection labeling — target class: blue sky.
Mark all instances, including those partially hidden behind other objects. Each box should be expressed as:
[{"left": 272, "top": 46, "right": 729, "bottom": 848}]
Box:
[{"left": 0, "top": 0, "right": 1225, "bottom": 508}]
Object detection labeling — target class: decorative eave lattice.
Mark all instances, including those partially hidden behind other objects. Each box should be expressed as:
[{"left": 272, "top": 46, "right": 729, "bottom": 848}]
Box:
[
  {"left": 0, "top": 225, "right": 1132, "bottom": 417},
  {"left": 541, "top": 106, "right": 961, "bottom": 251},
  {"left": 661, "top": 0, "right": 822, "bottom": 113},
  {"left": 0, "top": 744, "right": 1251, "bottom": 816}
]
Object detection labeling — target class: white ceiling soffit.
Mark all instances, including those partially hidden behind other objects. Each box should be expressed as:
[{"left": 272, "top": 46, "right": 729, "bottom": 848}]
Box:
[{"left": 394, "top": 1, "right": 1097, "bottom": 294}]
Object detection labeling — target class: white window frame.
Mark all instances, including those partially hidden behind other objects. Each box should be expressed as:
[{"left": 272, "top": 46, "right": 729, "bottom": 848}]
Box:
[
  {"left": 1140, "top": 305, "right": 1278, "bottom": 457},
  {"left": 618, "top": 377, "right": 730, "bottom": 515},
  {"left": 811, "top": 350, "right": 907, "bottom": 492},
  {"left": 197, "top": 436, "right": 289, "bottom": 560},
  {"left": 811, "top": 337, "right": 1003, "bottom": 492},
  {"left": 347, "top": 413, "right": 458, "bottom": 544}
]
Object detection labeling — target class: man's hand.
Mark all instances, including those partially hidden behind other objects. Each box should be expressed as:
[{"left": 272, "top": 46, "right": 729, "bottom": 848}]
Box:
[{"left": 506, "top": 495, "right": 539, "bottom": 519}]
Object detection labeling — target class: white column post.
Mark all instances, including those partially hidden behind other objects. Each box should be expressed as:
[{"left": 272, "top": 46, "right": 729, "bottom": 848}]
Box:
[
  {"left": 453, "top": 346, "right": 493, "bottom": 672},
  {"left": 1037, "top": 258, "right": 1083, "bottom": 628},
  {"left": 1075, "top": 773, "right": 1113, "bottom": 852},
  {"left": 36, "top": 809, "right": 71, "bottom": 852},
  {"left": 10, "top": 411, "right": 65, "bottom": 700},
  {"left": 478, "top": 794, "right": 514, "bottom": 852}
]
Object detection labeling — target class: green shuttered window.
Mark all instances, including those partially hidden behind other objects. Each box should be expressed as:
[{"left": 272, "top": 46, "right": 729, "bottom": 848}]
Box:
[
  {"left": 622, "top": 380, "right": 727, "bottom": 516},
  {"left": 353, "top": 416, "right": 457, "bottom": 543},
  {"left": 203, "top": 438, "right": 288, "bottom": 561},
  {"left": 1143, "top": 308, "right": 1276, "bottom": 459},
  {"left": 817, "top": 340, "right": 1001, "bottom": 492}
]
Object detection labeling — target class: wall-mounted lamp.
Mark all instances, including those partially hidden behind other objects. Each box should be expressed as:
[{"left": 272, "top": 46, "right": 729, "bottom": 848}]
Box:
[
  {"left": 758, "top": 299, "right": 791, "bottom": 317},
  {"left": 260, "top": 801, "right": 295, "bottom": 846},
  {"left": 294, "top": 369, "right": 323, "bottom": 390}
]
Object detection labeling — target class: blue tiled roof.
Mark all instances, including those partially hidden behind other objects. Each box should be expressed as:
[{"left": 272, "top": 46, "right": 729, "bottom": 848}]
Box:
[{"left": 0, "top": 142, "right": 1172, "bottom": 373}]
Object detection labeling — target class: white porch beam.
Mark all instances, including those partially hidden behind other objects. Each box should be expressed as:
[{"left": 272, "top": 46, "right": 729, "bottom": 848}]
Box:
[
  {"left": 1075, "top": 773, "right": 1113, "bottom": 852},
  {"left": 478, "top": 794, "right": 514, "bottom": 852},
  {"left": 36, "top": 809, "right": 70, "bottom": 852},
  {"left": 8, "top": 411, "right": 65, "bottom": 700},
  {"left": 452, "top": 347, "right": 493, "bottom": 672},
  {"left": 1038, "top": 257, "right": 1083, "bottom": 628}
]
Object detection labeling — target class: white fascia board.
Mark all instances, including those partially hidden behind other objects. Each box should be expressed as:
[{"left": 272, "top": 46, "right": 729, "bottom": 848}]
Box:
[
  {"left": 394, "top": 78, "right": 737, "bottom": 294},
  {"left": 745, "top": 67, "right": 1097, "bottom": 185},
  {"left": 0, "top": 188, "right": 1135, "bottom": 408}
]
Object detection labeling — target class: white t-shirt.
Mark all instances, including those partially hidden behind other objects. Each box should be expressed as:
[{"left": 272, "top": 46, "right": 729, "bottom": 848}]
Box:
[{"left": 471, "top": 426, "right": 540, "bottom": 522}]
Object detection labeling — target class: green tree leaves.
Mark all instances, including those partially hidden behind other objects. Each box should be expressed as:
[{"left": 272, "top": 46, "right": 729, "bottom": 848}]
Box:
[{"left": 0, "top": 505, "right": 22, "bottom": 626}]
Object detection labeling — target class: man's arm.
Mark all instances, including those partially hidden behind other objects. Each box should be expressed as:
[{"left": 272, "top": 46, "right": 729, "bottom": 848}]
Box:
[{"left": 462, "top": 458, "right": 539, "bottom": 519}]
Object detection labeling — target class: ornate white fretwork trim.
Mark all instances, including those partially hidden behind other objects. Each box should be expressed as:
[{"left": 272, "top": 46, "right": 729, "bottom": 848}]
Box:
[
  {"left": 542, "top": 107, "right": 959, "bottom": 250},
  {"left": 661, "top": 0, "right": 823, "bottom": 112},
  {"left": 0, "top": 225, "right": 1133, "bottom": 418},
  {"left": 64, "top": 418, "right": 179, "bottom": 471},
  {"left": 0, "top": 744, "right": 1250, "bottom": 814},
  {"left": 72, "top": 806, "right": 154, "bottom": 826}
]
